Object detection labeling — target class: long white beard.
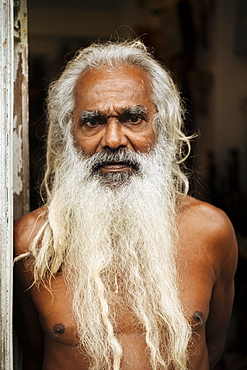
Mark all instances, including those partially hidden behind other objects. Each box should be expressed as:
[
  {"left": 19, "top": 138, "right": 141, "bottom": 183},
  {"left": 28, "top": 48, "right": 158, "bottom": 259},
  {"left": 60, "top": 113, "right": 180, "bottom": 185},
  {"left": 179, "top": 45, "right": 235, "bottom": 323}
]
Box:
[{"left": 45, "top": 139, "right": 192, "bottom": 369}]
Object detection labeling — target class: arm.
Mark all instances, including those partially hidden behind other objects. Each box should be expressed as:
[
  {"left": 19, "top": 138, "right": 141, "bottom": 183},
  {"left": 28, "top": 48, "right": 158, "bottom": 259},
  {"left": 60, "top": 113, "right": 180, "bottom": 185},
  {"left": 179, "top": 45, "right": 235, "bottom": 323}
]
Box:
[
  {"left": 14, "top": 262, "right": 44, "bottom": 370},
  {"left": 178, "top": 197, "right": 238, "bottom": 369},
  {"left": 205, "top": 209, "right": 238, "bottom": 369},
  {"left": 14, "top": 211, "right": 45, "bottom": 369}
]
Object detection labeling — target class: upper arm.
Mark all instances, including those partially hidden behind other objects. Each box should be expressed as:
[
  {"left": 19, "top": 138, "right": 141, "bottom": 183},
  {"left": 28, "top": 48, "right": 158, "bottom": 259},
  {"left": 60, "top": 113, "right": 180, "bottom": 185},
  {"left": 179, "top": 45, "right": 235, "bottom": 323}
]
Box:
[
  {"left": 204, "top": 207, "right": 238, "bottom": 368},
  {"left": 14, "top": 211, "right": 45, "bottom": 369},
  {"left": 14, "top": 262, "right": 44, "bottom": 369},
  {"left": 178, "top": 198, "right": 238, "bottom": 369}
]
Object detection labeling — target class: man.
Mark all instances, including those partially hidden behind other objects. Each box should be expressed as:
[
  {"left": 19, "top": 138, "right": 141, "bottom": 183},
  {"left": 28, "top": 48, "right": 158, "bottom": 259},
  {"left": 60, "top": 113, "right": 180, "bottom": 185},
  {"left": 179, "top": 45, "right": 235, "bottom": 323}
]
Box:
[{"left": 14, "top": 40, "right": 238, "bottom": 370}]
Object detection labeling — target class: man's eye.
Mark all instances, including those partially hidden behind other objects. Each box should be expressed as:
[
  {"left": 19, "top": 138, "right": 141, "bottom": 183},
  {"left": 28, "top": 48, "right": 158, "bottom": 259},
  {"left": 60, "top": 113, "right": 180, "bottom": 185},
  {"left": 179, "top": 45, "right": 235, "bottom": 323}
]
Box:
[
  {"left": 125, "top": 115, "right": 143, "bottom": 124},
  {"left": 81, "top": 118, "right": 103, "bottom": 128},
  {"left": 86, "top": 119, "right": 100, "bottom": 127}
]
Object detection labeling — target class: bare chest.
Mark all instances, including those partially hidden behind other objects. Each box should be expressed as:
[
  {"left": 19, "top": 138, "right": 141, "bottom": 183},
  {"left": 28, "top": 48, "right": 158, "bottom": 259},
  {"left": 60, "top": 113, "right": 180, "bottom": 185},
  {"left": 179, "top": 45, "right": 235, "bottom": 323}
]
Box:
[
  {"left": 31, "top": 263, "right": 213, "bottom": 345},
  {"left": 31, "top": 277, "right": 145, "bottom": 347}
]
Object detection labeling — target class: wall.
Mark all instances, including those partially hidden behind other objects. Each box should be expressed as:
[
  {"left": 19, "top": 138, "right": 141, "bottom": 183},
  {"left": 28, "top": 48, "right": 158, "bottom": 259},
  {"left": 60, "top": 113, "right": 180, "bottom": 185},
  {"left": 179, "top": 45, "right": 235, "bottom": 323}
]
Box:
[{"left": 195, "top": 0, "right": 247, "bottom": 192}]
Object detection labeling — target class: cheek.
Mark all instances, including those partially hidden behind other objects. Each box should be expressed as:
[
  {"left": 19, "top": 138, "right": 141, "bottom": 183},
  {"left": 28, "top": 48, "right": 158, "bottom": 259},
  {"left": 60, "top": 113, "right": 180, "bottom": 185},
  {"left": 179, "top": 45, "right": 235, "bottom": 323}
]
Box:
[
  {"left": 73, "top": 128, "right": 99, "bottom": 155},
  {"left": 130, "top": 128, "right": 156, "bottom": 152}
]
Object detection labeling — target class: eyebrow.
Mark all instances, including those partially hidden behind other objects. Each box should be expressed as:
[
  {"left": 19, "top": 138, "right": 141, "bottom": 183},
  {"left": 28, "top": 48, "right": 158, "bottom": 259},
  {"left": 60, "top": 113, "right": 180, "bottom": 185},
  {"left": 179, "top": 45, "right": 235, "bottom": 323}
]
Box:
[
  {"left": 121, "top": 105, "right": 148, "bottom": 118},
  {"left": 80, "top": 105, "right": 148, "bottom": 122},
  {"left": 80, "top": 110, "right": 103, "bottom": 121}
]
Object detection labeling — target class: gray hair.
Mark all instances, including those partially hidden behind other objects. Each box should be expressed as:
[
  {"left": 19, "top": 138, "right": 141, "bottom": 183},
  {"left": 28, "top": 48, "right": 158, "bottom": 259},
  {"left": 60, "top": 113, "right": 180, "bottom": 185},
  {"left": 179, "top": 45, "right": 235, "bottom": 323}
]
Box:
[{"left": 44, "top": 39, "right": 192, "bottom": 201}]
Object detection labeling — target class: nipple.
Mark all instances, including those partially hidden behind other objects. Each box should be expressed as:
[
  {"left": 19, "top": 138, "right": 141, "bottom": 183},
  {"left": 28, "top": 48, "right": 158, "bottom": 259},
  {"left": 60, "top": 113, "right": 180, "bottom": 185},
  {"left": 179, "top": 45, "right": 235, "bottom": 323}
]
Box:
[
  {"left": 193, "top": 311, "right": 204, "bottom": 325},
  {"left": 53, "top": 323, "right": 66, "bottom": 335}
]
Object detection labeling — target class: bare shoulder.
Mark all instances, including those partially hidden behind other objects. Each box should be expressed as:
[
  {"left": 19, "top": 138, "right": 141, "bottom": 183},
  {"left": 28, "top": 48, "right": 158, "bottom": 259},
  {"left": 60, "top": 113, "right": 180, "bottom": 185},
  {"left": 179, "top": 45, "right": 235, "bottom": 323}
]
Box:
[
  {"left": 14, "top": 205, "right": 47, "bottom": 257},
  {"left": 177, "top": 196, "right": 238, "bottom": 277},
  {"left": 178, "top": 195, "right": 235, "bottom": 231}
]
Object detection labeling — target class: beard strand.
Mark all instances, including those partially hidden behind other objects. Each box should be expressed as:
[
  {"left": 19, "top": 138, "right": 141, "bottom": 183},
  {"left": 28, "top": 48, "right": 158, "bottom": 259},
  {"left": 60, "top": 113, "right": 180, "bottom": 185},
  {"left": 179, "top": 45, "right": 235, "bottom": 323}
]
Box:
[{"left": 43, "top": 141, "right": 191, "bottom": 369}]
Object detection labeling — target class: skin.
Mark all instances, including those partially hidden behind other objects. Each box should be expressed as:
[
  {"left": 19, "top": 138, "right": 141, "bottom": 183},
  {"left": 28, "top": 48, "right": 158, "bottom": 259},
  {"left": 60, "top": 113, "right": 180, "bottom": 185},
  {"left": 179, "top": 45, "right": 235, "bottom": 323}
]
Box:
[
  {"left": 14, "top": 65, "right": 238, "bottom": 370},
  {"left": 72, "top": 65, "right": 156, "bottom": 173}
]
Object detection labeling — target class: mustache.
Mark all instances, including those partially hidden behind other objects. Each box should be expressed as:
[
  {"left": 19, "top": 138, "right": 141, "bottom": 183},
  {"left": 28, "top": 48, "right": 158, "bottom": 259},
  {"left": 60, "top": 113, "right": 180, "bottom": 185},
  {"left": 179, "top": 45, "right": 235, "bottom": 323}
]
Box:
[{"left": 88, "top": 148, "right": 142, "bottom": 173}]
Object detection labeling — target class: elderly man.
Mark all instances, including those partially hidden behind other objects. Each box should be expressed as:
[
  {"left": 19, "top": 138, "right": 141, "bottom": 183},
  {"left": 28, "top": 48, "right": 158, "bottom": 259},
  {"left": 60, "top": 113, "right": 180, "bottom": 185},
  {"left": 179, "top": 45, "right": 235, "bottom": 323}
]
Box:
[{"left": 14, "top": 40, "right": 237, "bottom": 370}]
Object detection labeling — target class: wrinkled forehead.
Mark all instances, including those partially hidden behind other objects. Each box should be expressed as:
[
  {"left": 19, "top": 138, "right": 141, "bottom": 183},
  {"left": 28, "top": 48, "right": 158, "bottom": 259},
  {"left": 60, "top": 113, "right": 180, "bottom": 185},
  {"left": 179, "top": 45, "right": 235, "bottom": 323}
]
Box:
[
  {"left": 73, "top": 64, "right": 156, "bottom": 116},
  {"left": 75, "top": 63, "right": 153, "bottom": 97}
]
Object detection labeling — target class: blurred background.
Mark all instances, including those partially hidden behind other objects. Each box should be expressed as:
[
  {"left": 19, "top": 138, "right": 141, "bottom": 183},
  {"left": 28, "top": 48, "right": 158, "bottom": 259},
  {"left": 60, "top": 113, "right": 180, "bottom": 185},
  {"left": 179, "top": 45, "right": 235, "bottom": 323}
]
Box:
[{"left": 27, "top": 0, "right": 247, "bottom": 368}]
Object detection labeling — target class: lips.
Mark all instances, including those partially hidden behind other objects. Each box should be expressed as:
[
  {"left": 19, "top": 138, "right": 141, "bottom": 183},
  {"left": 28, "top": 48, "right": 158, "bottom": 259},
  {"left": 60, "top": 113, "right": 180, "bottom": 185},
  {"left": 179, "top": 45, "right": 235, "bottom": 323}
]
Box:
[
  {"left": 90, "top": 149, "right": 140, "bottom": 175},
  {"left": 97, "top": 161, "right": 133, "bottom": 173}
]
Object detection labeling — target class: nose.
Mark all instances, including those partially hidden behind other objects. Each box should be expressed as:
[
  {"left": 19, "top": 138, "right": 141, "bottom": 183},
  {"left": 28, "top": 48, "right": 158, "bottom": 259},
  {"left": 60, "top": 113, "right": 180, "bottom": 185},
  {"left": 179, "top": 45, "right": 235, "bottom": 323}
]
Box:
[{"left": 100, "top": 118, "right": 128, "bottom": 150}]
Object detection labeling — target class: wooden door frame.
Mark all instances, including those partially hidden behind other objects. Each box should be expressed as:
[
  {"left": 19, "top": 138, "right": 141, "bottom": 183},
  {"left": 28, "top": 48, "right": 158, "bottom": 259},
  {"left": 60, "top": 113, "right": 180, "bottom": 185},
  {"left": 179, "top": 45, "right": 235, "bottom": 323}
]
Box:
[{"left": 0, "top": 0, "right": 29, "bottom": 368}]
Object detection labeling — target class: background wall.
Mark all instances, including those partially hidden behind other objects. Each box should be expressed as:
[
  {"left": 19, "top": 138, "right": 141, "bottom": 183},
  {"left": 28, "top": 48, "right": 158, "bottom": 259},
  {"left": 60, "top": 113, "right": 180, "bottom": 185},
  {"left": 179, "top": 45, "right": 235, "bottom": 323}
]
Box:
[{"left": 195, "top": 0, "right": 247, "bottom": 196}]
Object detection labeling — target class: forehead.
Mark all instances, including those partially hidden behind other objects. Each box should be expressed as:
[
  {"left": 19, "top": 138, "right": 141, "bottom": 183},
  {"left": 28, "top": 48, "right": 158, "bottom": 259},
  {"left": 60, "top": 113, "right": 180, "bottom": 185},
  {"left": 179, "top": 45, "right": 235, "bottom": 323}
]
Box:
[{"left": 74, "top": 64, "right": 154, "bottom": 112}]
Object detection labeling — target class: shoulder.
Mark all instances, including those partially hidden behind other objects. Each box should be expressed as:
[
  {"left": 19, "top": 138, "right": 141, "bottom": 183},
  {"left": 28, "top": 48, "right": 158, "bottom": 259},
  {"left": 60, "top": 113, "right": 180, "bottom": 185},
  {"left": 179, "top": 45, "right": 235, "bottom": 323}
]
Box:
[
  {"left": 14, "top": 206, "right": 48, "bottom": 257},
  {"left": 178, "top": 195, "right": 234, "bottom": 232},
  {"left": 177, "top": 196, "right": 238, "bottom": 279},
  {"left": 178, "top": 195, "right": 236, "bottom": 237}
]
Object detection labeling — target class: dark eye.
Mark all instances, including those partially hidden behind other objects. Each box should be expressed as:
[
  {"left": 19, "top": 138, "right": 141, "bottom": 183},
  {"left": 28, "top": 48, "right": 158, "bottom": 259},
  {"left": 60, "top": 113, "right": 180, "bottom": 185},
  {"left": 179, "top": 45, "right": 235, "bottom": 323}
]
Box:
[
  {"left": 85, "top": 118, "right": 101, "bottom": 127},
  {"left": 80, "top": 117, "right": 104, "bottom": 128},
  {"left": 125, "top": 115, "right": 143, "bottom": 125}
]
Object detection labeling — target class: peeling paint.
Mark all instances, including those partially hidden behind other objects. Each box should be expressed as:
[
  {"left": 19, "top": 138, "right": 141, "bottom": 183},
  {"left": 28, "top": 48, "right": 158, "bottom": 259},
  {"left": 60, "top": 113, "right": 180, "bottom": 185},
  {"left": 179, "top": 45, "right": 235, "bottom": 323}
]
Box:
[
  {"left": 0, "top": 1, "right": 14, "bottom": 368},
  {"left": 13, "top": 115, "right": 23, "bottom": 195},
  {"left": 13, "top": 0, "right": 29, "bottom": 219}
]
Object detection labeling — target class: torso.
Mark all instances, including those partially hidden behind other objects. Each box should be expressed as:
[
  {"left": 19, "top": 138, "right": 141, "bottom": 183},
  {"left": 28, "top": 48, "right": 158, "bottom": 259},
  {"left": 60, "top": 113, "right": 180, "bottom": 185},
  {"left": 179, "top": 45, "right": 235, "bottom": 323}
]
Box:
[
  {"left": 14, "top": 196, "right": 237, "bottom": 370},
  {"left": 31, "top": 276, "right": 153, "bottom": 369},
  {"left": 31, "top": 271, "right": 210, "bottom": 370}
]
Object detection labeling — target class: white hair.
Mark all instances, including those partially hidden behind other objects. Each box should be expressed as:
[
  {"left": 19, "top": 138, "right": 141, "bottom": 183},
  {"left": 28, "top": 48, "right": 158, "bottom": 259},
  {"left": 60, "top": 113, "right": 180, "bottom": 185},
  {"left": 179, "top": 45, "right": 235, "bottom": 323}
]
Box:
[
  {"left": 19, "top": 40, "right": 195, "bottom": 369},
  {"left": 29, "top": 141, "right": 192, "bottom": 369},
  {"left": 43, "top": 39, "right": 191, "bottom": 202}
]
